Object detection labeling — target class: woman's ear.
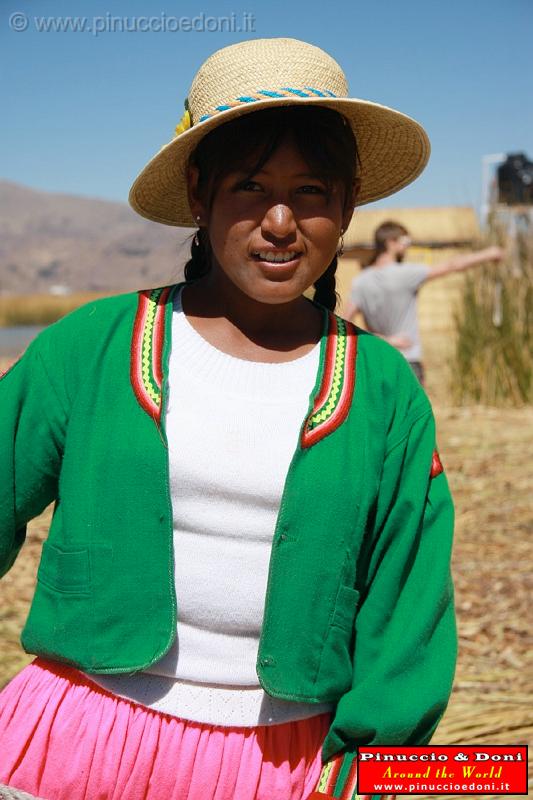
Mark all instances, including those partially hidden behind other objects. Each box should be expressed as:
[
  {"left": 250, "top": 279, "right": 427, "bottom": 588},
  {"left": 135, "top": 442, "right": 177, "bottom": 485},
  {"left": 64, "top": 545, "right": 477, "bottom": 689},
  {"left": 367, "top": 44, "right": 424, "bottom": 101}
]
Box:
[{"left": 186, "top": 163, "right": 207, "bottom": 223}]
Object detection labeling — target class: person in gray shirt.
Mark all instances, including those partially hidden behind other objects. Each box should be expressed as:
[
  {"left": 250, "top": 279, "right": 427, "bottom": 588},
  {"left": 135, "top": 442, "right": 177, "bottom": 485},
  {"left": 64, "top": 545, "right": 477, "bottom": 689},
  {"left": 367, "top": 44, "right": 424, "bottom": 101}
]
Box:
[{"left": 343, "top": 220, "right": 504, "bottom": 384}]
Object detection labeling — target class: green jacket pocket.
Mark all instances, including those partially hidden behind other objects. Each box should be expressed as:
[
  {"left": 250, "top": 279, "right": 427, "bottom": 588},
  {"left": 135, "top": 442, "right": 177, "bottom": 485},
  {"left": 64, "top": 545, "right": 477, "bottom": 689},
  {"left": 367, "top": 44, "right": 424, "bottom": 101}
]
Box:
[
  {"left": 331, "top": 585, "right": 360, "bottom": 632},
  {"left": 37, "top": 541, "right": 90, "bottom": 595},
  {"left": 313, "top": 585, "right": 360, "bottom": 699}
]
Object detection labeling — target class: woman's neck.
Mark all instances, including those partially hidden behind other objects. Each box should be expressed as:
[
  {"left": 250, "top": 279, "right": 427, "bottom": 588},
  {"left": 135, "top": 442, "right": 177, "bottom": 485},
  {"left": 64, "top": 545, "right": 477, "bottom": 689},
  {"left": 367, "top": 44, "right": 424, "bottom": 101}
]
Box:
[{"left": 180, "top": 275, "right": 324, "bottom": 362}]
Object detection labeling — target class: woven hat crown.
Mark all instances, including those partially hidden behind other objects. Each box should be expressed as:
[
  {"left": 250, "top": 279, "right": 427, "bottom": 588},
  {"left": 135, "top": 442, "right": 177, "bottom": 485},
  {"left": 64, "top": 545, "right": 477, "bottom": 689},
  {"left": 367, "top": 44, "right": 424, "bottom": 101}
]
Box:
[
  {"left": 129, "top": 36, "right": 430, "bottom": 226},
  {"left": 187, "top": 38, "right": 349, "bottom": 126}
]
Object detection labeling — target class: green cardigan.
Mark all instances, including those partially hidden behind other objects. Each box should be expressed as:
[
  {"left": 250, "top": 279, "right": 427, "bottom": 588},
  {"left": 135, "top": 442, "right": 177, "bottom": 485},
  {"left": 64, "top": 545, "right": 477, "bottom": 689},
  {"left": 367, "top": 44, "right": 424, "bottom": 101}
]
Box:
[{"left": 0, "top": 282, "right": 457, "bottom": 800}]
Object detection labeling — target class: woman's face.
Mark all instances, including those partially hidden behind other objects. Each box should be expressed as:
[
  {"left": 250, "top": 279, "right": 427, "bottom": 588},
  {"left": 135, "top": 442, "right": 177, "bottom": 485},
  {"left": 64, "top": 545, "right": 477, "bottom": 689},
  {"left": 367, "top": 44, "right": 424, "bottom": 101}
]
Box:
[{"left": 188, "top": 133, "right": 354, "bottom": 306}]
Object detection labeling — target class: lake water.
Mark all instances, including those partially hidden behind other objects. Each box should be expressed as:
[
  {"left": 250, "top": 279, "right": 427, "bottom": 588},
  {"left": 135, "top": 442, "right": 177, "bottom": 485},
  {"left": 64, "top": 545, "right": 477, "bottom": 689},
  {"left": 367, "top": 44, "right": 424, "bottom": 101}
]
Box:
[{"left": 0, "top": 325, "right": 45, "bottom": 357}]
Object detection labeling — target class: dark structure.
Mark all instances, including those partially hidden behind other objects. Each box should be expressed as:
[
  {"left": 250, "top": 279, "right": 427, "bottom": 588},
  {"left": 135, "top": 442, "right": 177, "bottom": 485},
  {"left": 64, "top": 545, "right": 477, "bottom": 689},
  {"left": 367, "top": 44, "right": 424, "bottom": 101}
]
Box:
[{"left": 497, "top": 152, "right": 533, "bottom": 206}]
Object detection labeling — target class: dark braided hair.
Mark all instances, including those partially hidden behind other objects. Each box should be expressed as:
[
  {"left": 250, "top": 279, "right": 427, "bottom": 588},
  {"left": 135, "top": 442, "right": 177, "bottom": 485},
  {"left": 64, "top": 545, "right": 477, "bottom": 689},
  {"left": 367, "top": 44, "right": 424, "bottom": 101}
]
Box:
[
  {"left": 184, "top": 106, "right": 360, "bottom": 311},
  {"left": 312, "top": 255, "right": 340, "bottom": 311},
  {"left": 184, "top": 228, "right": 211, "bottom": 283}
]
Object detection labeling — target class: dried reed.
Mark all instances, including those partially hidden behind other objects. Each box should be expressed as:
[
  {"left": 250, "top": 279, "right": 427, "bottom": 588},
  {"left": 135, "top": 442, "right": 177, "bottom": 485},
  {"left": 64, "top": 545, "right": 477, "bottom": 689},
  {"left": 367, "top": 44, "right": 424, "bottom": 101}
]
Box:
[
  {"left": 451, "top": 212, "right": 533, "bottom": 405},
  {"left": 0, "top": 293, "right": 106, "bottom": 327}
]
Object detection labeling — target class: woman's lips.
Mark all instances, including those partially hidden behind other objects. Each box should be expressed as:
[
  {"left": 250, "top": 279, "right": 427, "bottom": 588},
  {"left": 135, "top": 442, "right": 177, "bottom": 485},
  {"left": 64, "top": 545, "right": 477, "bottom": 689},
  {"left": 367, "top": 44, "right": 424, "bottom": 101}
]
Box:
[
  {"left": 251, "top": 253, "right": 303, "bottom": 277},
  {"left": 251, "top": 252, "right": 303, "bottom": 264}
]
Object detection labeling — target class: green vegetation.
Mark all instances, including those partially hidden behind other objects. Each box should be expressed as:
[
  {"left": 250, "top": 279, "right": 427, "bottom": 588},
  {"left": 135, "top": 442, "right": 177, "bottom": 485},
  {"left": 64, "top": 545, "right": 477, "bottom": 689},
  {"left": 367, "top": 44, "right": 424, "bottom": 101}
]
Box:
[{"left": 452, "top": 213, "right": 533, "bottom": 405}]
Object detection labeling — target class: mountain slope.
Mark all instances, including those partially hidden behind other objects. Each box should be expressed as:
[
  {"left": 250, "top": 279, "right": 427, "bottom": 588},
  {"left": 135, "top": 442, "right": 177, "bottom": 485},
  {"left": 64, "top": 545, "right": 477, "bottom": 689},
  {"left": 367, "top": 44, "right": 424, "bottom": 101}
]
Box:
[{"left": 0, "top": 180, "right": 193, "bottom": 293}]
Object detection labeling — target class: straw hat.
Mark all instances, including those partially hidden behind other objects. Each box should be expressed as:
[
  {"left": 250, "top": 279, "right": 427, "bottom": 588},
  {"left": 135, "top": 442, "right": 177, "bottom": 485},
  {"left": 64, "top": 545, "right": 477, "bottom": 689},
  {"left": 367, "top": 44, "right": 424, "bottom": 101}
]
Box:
[{"left": 128, "top": 37, "right": 430, "bottom": 227}]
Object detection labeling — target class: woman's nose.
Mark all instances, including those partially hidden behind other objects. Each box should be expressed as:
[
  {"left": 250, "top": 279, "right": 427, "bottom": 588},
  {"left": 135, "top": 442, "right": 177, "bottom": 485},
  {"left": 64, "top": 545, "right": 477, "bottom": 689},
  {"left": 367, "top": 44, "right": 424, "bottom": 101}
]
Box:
[{"left": 261, "top": 203, "right": 297, "bottom": 240}]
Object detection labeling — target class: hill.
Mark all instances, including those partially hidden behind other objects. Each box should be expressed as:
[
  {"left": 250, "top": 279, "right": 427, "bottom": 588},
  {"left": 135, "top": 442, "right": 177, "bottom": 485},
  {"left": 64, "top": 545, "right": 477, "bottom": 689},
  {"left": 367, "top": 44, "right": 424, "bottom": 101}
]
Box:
[{"left": 0, "top": 180, "right": 192, "bottom": 293}]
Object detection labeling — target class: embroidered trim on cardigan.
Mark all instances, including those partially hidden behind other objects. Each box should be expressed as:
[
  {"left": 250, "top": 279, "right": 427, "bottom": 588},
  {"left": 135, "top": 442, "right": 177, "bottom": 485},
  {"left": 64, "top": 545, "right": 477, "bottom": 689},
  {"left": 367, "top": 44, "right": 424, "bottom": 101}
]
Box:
[
  {"left": 431, "top": 449, "right": 444, "bottom": 478},
  {"left": 301, "top": 314, "right": 357, "bottom": 449},
  {"left": 315, "top": 751, "right": 375, "bottom": 799},
  {"left": 131, "top": 292, "right": 357, "bottom": 443},
  {"left": 317, "top": 753, "right": 343, "bottom": 794},
  {"left": 131, "top": 286, "right": 172, "bottom": 424},
  {"left": 340, "top": 758, "right": 359, "bottom": 799}
]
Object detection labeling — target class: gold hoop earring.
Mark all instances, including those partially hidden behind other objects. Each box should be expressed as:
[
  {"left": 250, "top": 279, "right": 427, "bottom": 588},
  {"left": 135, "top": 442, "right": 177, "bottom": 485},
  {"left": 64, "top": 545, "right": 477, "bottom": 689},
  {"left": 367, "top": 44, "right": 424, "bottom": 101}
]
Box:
[{"left": 194, "top": 215, "right": 201, "bottom": 247}]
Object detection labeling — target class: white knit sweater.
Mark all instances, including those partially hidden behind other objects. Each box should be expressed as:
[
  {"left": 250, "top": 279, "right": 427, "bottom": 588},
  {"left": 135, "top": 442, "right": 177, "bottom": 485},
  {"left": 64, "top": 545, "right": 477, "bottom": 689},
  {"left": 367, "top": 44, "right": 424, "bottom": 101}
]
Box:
[{"left": 85, "top": 284, "right": 333, "bottom": 726}]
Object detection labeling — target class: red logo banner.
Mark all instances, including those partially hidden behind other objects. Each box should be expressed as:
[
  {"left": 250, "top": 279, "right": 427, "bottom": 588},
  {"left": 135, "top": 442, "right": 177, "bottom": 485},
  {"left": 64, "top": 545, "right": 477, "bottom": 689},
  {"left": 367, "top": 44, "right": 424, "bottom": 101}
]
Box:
[{"left": 357, "top": 745, "right": 528, "bottom": 795}]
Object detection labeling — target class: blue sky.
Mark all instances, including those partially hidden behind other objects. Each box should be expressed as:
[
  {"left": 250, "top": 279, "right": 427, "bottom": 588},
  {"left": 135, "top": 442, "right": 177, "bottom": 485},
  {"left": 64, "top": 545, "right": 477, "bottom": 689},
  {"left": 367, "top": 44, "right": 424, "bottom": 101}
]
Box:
[{"left": 1, "top": 0, "right": 532, "bottom": 216}]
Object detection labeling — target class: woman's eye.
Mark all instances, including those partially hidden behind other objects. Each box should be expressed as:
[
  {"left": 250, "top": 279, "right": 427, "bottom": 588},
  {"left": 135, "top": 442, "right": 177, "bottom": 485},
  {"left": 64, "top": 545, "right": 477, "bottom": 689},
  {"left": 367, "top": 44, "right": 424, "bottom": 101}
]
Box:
[
  {"left": 237, "top": 180, "right": 262, "bottom": 191},
  {"left": 298, "top": 185, "right": 326, "bottom": 194}
]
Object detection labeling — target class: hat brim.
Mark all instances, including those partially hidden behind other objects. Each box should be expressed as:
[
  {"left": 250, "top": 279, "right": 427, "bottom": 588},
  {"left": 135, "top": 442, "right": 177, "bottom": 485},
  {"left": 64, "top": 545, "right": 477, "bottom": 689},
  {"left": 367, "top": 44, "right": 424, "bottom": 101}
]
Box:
[{"left": 128, "top": 96, "right": 430, "bottom": 227}]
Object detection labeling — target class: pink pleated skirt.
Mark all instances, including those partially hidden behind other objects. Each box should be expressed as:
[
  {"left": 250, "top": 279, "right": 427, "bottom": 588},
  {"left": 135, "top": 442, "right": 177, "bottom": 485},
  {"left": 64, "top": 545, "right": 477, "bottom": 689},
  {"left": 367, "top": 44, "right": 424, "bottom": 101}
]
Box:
[{"left": 0, "top": 658, "right": 331, "bottom": 800}]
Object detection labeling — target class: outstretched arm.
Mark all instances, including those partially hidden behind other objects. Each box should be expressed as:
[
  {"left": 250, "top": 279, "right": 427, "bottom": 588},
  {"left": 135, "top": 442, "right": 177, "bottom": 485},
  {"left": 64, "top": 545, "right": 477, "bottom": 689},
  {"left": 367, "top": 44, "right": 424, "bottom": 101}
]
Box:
[{"left": 425, "top": 245, "right": 504, "bottom": 282}]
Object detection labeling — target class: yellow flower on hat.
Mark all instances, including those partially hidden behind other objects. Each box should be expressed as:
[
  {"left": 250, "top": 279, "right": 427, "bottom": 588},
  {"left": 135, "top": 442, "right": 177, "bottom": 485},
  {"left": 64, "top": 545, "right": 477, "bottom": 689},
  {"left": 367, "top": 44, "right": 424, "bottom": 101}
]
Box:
[{"left": 174, "top": 98, "right": 192, "bottom": 137}]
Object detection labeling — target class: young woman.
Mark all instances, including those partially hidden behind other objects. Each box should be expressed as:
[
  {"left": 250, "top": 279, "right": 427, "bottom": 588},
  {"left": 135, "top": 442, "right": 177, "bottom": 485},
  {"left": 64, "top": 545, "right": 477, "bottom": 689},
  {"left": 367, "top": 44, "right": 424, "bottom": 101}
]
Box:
[{"left": 0, "top": 38, "right": 457, "bottom": 800}]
